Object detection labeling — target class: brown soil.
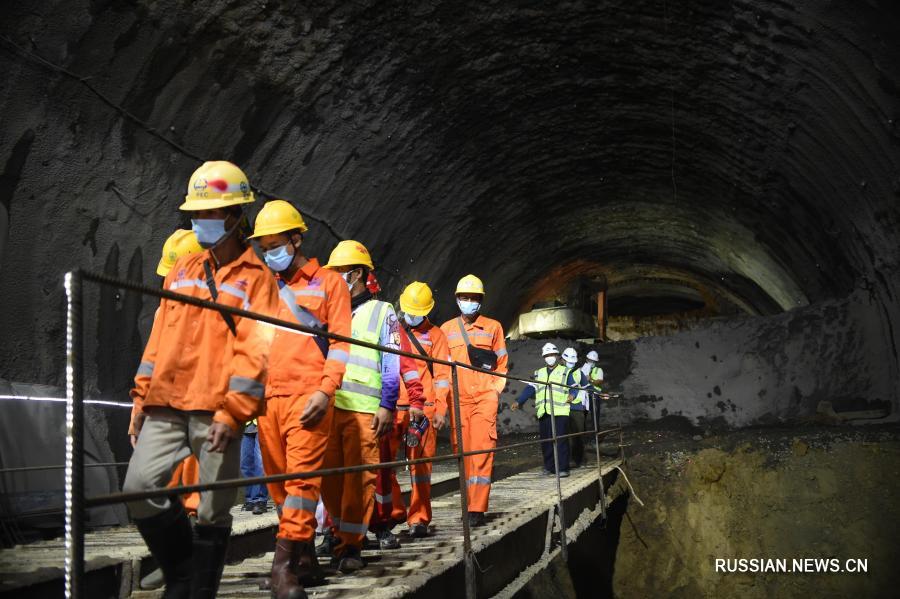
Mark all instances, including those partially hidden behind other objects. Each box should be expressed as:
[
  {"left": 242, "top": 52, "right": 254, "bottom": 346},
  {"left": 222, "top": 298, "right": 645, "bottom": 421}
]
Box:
[{"left": 610, "top": 423, "right": 900, "bottom": 598}]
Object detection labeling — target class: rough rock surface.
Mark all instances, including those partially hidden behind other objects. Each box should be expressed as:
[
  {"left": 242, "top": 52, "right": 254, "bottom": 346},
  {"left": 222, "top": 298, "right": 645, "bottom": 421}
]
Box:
[{"left": 0, "top": 1, "right": 898, "bottom": 415}]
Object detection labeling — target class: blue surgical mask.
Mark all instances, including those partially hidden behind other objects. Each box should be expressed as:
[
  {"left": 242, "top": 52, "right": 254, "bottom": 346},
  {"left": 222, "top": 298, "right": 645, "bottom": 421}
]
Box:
[
  {"left": 565, "top": 359, "right": 578, "bottom": 369},
  {"left": 404, "top": 313, "right": 425, "bottom": 327},
  {"left": 457, "top": 299, "right": 481, "bottom": 316},
  {"left": 264, "top": 244, "right": 294, "bottom": 272},
  {"left": 191, "top": 219, "right": 227, "bottom": 248}
]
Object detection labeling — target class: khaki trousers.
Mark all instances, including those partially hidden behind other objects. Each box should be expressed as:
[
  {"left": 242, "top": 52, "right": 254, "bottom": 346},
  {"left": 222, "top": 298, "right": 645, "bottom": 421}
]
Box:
[{"left": 123, "top": 407, "right": 242, "bottom": 525}]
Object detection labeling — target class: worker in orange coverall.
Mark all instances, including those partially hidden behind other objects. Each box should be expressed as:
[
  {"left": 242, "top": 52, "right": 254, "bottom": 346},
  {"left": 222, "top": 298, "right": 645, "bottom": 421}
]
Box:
[
  {"left": 440, "top": 274, "right": 508, "bottom": 528},
  {"left": 386, "top": 282, "right": 451, "bottom": 538},
  {"left": 250, "top": 200, "right": 352, "bottom": 599}
]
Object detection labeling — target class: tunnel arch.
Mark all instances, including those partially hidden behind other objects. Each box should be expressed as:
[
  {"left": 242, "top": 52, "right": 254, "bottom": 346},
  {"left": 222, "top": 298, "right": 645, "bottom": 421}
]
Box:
[{"left": 0, "top": 0, "right": 897, "bottom": 390}]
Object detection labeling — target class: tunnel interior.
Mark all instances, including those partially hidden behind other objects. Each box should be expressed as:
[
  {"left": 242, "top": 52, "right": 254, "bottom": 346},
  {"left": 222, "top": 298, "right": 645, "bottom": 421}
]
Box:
[
  {"left": 0, "top": 0, "right": 896, "bottom": 425},
  {"left": 2, "top": 0, "right": 898, "bottom": 370},
  {"left": 1, "top": 1, "right": 900, "bottom": 596}
]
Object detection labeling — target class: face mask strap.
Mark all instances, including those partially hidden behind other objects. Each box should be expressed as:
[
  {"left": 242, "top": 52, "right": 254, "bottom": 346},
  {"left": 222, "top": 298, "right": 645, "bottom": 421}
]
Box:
[{"left": 199, "top": 211, "right": 244, "bottom": 263}]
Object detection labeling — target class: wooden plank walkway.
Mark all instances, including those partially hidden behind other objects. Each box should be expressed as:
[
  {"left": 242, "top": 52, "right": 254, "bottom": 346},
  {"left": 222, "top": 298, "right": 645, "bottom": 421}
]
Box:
[
  {"left": 0, "top": 458, "right": 620, "bottom": 598},
  {"left": 143, "top": 458, "right": 622, "bottom": 598},
  {"left": 0, "top": 470, "right": 460, "bottom": 594}
]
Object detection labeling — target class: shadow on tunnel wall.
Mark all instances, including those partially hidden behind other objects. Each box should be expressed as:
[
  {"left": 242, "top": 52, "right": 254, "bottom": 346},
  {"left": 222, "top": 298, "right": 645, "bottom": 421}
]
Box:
[
  {"left": 508, "top": 492, "right": 630, "bottom": 599},
  {"left": 95, "top": 243, "right": 146, "bottom": 465},
  {"left": 567, "top": 494, "right": 629, "bottom": 599}
]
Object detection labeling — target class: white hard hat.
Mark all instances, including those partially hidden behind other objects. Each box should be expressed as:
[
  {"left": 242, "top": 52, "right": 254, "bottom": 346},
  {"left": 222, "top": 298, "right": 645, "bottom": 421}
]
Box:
[
  {"left": 586, "top": 350, "right": 599, "bottom": 361},
  {"left": 541, "top": 342, "right": 559, "bottom": 357},
  {"left": 562, "top": 347, "right": 578, "bottom": 362}
]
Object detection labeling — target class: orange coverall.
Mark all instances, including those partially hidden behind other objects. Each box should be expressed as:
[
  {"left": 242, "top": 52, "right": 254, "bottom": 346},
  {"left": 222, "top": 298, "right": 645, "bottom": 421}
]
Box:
[
  {"left": 130, "top": 247, "right": 278, "bottom": 431},
  {"left": 440, "top": 315, "right": 508, "bottom": 513},
  {"left": 371, "top": 328, "right": 425, "bottom": 529},
  {"left": 386, "top": 321, "right": 451, "bottom": 526},
  {"left": 256, "top": 258, "right": 351, "bottom": 542},
  {"left": 127, "top": 247, "right": 278, "bottom": 522}
]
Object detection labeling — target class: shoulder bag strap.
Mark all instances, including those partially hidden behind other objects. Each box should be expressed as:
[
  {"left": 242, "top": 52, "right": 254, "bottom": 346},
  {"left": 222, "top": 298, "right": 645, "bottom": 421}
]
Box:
[
  {"left": 202, "top": 259, "right": 237, "bottom": 336},
  {"left": 403, "top": 323, "right": 433, "bottom": 377},
  {"left": 277, "top": 284, "right": 329, "bottom": 358}
]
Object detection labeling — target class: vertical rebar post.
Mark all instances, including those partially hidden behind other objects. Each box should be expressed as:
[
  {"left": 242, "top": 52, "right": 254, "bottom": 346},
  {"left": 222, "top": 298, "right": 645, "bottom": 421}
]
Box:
[
  {"left": 63, "top": 271, "right": 85, "bottom": 599},
  {"left": 451, "top": 365, "right": 476, "bottom": 599},
  {"left": 592, "top": 393, "right": 607, "bottom": 523},
  {"left": 547, "top": 381, "right": 568, "bottom": 560}
]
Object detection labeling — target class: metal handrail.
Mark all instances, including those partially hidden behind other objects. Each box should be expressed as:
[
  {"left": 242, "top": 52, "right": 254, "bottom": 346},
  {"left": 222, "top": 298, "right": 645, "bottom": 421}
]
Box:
[
  {"left": 81, "top": 428, "right": 620, "bottom": 507},
  {"left": 78, "top": 269, "right": 594, "bottom": 393},
  {"left": 62, "top": 269, "right": 622, "bottom": 599},
  {"left": 0, "top": 462, "right": 129, "bottom": 474}
]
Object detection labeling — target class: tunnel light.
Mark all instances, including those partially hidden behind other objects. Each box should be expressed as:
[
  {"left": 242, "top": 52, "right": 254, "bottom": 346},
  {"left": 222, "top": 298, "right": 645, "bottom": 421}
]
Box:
[{"left": 0, "top": 394, "right": 133, "bottom": 408}]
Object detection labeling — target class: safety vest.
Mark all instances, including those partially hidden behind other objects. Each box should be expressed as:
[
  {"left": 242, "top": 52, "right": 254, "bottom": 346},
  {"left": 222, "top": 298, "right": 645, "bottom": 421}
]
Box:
[
  {"left": 590, "top": 366, "right": 603, "bottom": 392},
  {"left": 532, "top": 365, "right": 572, "bottom": 418},
  {"left": 570, "top": 368, "right": 589, "bottom": 409},
  {"left": 335, "top": 299, "right": 391, "bottom": 414}
]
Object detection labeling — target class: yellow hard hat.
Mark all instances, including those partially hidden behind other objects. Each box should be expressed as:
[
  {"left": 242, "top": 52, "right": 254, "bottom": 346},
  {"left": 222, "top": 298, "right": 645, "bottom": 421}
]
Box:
[
  {"left": 324, "top": 240, "right": 375, "bottom": 270},
  {"left": 180, "top": 161, "right": 255, "bottom": 211},
  {"left": 249, "top": 200, "right": 308, "bottom": 239},
  {"left": 399, "top": 281, "right": 435, "bottom": 316},
  {"left": 157, "top": 229, "right": 203, "bottom": 276},
  {"left": 455, "top": 274, "right": 485, "bottom": 296}
]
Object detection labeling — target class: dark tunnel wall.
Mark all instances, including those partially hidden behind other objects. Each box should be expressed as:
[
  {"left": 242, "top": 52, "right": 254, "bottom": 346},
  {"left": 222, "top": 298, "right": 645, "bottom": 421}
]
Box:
[{"left": 0, "top": 1, "right": 898, "bottom": 407}]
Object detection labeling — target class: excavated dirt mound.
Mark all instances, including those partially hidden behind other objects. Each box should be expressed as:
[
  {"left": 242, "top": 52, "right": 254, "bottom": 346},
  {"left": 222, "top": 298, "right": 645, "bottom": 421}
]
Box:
[{"left": 611, "top": 424, "right": 900, "bottom": 597}]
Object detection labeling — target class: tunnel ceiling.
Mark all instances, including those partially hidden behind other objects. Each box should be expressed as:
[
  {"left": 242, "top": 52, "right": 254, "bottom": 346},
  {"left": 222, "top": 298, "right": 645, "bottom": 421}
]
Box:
[{"left": 1, "top": 0, "right": 899, "bottom": 386}]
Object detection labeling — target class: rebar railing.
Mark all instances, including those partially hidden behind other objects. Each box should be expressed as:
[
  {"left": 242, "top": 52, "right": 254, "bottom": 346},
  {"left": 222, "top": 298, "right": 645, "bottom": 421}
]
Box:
[{"left": 61, "top": 269, "right": 624, "bottom": 599}]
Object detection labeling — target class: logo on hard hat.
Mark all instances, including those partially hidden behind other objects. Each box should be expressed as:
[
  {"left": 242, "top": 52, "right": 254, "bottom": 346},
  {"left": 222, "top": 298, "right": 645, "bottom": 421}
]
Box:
[
  {"left": 356, "top": 244, "right": 369, "bottom": 255},
  {"left": 193, "top": 178, "right": 208, "bottom": 191},
  {"left": 240, "top": 181, "right": 249, "bottom": 196}
]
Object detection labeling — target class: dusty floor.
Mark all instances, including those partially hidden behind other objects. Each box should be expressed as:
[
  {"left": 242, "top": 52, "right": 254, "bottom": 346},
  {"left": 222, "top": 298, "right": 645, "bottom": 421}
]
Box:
[{"left": 609, "top": 421, "right": 900, "bottom": 598}]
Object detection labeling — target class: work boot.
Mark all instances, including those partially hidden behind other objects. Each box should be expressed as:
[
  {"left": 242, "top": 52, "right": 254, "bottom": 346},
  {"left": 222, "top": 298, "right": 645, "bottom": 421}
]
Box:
[
  {"left": 134, "top": 503, "right": 192, "bottom": 599},
  {"left": 269, "top": 539, "right": 308, "bottom": 599},
  {"left": 375, "top": 527, "right": 400, "bottom": 550},
  {"left": 330, "top": 546, "right": 365, "bottom": 573},
  {"left": 190, "top": 524, "right": 231, "bottom": 599},
  {"left": 139, "top": 567, "right": 164, "bottom": 590},
  {"left": 253, "top": 502, "right": 268, "bottom": 515},
  {"left": 560, "top": 471, "right": 570, "bottom": 478},
  {"left": 315, "top": 528, "right": 337, "bottom": 557},
  {"left": 297, "top": 541, "right": 325, "bottom": 585},
  {"left": 467, "top": 512, "right": 486, "bottom": 527},
  {"left": 409, "top": 523, "right": 428, "bottom": 538}
]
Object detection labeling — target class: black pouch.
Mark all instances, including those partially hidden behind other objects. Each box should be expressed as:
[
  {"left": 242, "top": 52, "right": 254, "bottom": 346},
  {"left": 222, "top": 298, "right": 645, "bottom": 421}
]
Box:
[
  {"left": 467, "top": 346, "right": 498, "bottom": 371},
  {"left": 457, "top": 317, "right": 498, "bottom": 371}
]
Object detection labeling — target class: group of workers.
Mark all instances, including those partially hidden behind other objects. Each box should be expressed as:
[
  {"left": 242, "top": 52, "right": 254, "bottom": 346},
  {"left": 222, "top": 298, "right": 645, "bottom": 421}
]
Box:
[
  {"left": 512, "top": 343, "right": 605, "bottom": 476},
  {"left": 122, "top": 161, "right": 513, "bottom": 599}
]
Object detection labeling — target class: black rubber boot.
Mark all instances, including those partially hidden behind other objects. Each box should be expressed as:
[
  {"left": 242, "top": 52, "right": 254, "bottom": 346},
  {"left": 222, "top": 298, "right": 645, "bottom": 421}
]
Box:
[
  {"left": 315, "top": 528, "right": 337, "bottom": 557},
  {"left": 190, "top": 524, "right": 231, "bottom": 599},
  {"left": 133, "top": 503, "right": 192, "bottom": 599}
]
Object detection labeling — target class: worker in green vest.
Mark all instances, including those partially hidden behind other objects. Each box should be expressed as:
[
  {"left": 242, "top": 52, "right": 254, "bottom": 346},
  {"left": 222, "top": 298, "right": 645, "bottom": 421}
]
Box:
[
  {"left": 511, "top": 343, "right": 578, "bottom": 477},
  {"left": 319, "top": 240, "right": 399, "bottom": 573}
]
